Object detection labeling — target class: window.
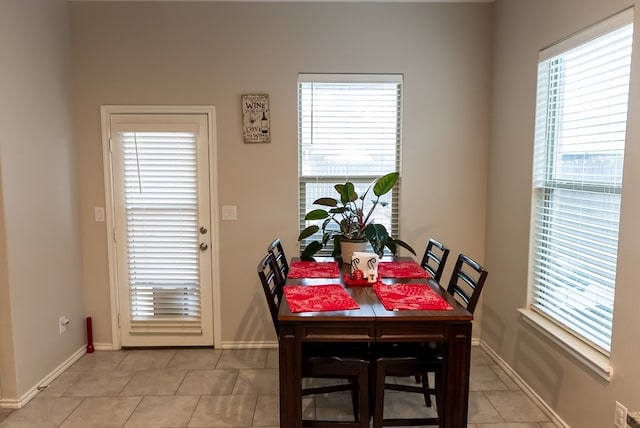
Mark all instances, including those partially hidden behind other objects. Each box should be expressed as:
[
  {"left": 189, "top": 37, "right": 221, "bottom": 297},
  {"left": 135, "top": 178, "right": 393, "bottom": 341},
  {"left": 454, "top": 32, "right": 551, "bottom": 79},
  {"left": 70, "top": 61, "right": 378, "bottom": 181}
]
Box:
[
  {"left": 298, "top": 74, "right": 402, "bottom": 255},
  {"left": 529, "top": 10, "right": 633, "bottom": 354}
]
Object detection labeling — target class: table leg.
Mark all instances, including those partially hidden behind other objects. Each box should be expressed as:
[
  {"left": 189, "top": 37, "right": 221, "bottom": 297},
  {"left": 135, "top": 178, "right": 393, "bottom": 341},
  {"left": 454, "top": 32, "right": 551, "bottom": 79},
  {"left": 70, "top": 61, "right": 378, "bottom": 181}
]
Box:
[
  {"left": 279, "top": 327, "right": 302, "bottom": 428},
  {"left": 441, "top": 323, "right": 472, "bottom": 428}
]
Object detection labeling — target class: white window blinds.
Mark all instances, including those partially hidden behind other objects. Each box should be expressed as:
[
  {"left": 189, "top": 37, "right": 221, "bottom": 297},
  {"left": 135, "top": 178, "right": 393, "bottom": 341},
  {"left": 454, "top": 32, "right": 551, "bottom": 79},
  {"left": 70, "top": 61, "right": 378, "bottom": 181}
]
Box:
[
  {"left": 530, "top": 10, "right": 633, "bottom": 353},
  {"left": 121, "top": 129, "right": 203, "bottom": 334},
  {"left": 298, "top": 74, "right": 402, "bottom": 254}
]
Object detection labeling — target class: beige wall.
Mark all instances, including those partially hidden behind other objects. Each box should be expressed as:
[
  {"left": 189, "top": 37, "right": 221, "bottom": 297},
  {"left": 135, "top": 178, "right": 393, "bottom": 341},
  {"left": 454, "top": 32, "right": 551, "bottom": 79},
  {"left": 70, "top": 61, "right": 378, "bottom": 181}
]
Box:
[
  {"left": 69, "top": 1, "right": 493, "bottom": 347},
  {"left": 0, "top": 0, "right": 85, "bottom": 402},
  {"left": 485, "top": 0, "right": 640, "bottom": 427}
]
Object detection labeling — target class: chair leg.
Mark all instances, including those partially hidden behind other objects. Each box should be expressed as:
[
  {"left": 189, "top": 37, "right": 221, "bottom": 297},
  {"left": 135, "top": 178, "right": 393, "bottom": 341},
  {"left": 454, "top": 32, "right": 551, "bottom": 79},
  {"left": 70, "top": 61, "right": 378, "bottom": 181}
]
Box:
[
  {"left": 358, "top": 365, "right": 370, "bottom": 428},
  {"left": 434, "top": 370, "right": 443, "bottom": 415},
  {"left": 421, "top": 374, "right": 432, "bottom": 407},
  {"left": 350, "top": 378, "right": 360, "bottom": 422},
  {"left": 373, "top": 360, "right": 386, "bottom": 428}
]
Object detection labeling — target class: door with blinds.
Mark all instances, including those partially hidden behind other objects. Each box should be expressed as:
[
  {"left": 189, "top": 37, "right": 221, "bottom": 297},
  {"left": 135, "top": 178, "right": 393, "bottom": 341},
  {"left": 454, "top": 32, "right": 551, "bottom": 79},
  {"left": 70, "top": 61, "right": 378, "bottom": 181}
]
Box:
[{"left": 109, "top": 113, "right": 214, "bottom": 347}]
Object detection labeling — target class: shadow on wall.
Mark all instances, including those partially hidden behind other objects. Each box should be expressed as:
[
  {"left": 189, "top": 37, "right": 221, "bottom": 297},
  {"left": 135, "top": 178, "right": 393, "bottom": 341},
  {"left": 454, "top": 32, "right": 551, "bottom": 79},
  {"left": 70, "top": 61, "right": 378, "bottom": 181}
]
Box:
[
  {"left": 233, "top": 279, "right": 276, "bottom": 347},
  {"left": 480, "top": 304, "right": 508, "bottom": 351},
  {"left": 513, "top": 326, "right": 565, "bottom": 407},
  {"left": 483, "top": 301, "right": 565, "bottom": 404}
]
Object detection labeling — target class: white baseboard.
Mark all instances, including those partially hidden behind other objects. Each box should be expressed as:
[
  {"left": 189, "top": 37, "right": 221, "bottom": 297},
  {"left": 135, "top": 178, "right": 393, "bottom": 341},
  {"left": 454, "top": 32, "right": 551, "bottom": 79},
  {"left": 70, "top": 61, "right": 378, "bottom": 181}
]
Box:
[
  {"left": 479, "top": 340, "right": 568, "bottom": 428},
  {"left": 86, "top": 341, "right": 278, "bottom": 350},
  {"left": 219, "top": 340, "right": 278, "bottom": 349},
  {"left": 0, "top": 345, "right": 86, "bottom": 409},
  {"left": 93, "top": 342, "right": 115, "bottom": 351}
]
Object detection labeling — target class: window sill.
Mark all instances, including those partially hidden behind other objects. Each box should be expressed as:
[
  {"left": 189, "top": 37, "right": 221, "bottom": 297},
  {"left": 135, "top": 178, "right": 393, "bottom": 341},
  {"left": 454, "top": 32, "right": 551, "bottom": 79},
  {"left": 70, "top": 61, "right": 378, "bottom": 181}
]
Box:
[{"left": 518, "top": 308, "right": 613, "bottom": 381}]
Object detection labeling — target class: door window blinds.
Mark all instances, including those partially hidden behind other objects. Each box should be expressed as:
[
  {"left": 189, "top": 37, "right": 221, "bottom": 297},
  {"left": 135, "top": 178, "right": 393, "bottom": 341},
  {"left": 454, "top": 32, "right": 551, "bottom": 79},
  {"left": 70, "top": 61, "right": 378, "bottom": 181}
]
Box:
[
  {"left": 120, "top": 129, "right": 203, "bottom": 334},
  {"left": 530, "top": 10, "right": 633, "bottom": 353},
  {"left": 298, "top": 74, "right": 402, "bottom": 254}
]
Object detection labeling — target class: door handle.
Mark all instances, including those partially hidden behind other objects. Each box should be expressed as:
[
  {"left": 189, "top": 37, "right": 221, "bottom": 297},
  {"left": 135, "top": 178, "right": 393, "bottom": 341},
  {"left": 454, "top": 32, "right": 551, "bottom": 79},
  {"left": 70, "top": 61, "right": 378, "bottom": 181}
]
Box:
[
  {"left": 199, "top": 226, "right": 208, "bottom": 234},
  {"left": 199, "top": 243, "right": 208, "bottom": 251}
]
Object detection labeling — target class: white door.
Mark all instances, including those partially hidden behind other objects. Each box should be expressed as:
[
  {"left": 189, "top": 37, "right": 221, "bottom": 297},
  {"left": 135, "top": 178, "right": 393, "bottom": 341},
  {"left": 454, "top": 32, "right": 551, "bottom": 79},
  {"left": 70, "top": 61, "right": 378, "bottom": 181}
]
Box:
[{"left": 108, "top": 113, "right": 214, "bottom": 347}]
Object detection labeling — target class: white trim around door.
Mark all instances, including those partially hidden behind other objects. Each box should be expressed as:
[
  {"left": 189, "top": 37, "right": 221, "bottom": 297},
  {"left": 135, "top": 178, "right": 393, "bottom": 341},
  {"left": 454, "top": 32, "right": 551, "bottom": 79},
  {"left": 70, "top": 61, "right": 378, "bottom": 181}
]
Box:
[{"left": 100, "top": 105, "right": 221, "bottom": 349}]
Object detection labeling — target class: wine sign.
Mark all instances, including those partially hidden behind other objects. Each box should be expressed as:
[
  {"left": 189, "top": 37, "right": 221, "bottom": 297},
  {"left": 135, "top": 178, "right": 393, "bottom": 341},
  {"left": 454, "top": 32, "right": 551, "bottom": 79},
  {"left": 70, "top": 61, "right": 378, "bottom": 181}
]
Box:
[{"left": 241, "top": 94, "right": 270, "bottom": 143}]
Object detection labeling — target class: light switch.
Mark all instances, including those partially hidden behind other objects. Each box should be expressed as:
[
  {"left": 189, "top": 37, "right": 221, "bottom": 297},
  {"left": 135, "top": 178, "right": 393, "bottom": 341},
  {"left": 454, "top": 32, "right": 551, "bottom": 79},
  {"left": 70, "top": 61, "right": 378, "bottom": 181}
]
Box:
[
  {"left": 95, "top": 207, "right": 105, "bottom": 222},
  {"left": 222, "top": 205, "right": 237, "bottom": 221}
]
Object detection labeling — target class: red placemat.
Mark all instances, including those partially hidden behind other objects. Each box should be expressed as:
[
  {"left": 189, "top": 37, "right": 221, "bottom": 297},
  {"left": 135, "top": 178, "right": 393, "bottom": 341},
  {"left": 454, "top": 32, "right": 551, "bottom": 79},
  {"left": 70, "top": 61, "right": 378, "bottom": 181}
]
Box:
[
  {"left": 373, "top": 283, "right": 452, "bottom": 311},
  {"left": 283, "top": 284, "right": 360, "bottom": 312},
  {"left": 288, "top": 261, "right": 340, "bottom": 278},
  {"left": 378, "top": 261, "right": 432, "bottom": 279}
]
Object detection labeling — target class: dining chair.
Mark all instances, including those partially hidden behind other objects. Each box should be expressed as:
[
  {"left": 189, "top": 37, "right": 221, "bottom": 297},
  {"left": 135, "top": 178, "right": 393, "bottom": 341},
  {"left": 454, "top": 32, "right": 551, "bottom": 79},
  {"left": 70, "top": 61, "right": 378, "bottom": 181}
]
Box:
[
  {"left": 414, "top": 237, "right": 450, "bottom": 395},
  {"left": 257, "top": 252, "right": 371, "bottom": 428},
  {"left": 420, "top": 238, "right": 450, "bottom": 282},
  {"left": 267, "top": 238, "right": 289, "bottom": 285},
  {"left": 372, "top": 253, "right": 488, "bottom": 428}
]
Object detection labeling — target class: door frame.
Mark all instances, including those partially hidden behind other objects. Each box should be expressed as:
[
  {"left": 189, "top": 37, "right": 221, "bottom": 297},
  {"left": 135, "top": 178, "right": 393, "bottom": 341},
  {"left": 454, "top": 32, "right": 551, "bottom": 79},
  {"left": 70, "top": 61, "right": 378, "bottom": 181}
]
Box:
[{"left": 100, "top": 105, "right": 221, "bottom": 350}]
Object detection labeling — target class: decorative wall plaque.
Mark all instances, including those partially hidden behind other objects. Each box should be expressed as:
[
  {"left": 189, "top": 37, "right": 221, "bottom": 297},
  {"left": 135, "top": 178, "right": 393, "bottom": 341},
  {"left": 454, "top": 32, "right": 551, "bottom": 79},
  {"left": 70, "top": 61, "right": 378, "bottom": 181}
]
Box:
[{"left": 241, "top": 94, "right": 270, "bottom": 143}]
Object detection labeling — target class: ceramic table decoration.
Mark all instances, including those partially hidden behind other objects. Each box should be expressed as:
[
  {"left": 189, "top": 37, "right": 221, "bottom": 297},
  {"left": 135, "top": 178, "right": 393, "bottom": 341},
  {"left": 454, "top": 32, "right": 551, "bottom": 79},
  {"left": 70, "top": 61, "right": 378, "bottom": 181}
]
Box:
[{"left": 351, "top": 252, "right": 379, "bottom": 283}]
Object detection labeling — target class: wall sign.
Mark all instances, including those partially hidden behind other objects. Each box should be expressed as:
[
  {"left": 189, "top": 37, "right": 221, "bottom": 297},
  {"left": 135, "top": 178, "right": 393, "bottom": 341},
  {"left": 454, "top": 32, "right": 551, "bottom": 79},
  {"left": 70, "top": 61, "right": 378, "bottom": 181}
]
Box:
[{"left": 241, "top": 94, "right": 270, "bottom": 143}]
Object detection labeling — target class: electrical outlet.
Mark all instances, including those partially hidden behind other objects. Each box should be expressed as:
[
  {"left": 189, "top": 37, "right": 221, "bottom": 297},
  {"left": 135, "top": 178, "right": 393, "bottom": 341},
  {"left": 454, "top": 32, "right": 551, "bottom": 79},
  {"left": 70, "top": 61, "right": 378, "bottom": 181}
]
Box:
[
  {"left": 615, "top": 401, "right": 627, "bottom": 428},
  {"left": 58, "top": 316, "right": 69, "bottom": 334}
]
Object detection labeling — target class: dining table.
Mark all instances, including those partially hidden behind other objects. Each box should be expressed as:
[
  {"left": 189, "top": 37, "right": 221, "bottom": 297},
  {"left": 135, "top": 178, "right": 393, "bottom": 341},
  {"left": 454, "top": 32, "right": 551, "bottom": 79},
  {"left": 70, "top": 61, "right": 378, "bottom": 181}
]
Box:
[{"left": 277, "top": 256, "right": 474, "bottom": 428}]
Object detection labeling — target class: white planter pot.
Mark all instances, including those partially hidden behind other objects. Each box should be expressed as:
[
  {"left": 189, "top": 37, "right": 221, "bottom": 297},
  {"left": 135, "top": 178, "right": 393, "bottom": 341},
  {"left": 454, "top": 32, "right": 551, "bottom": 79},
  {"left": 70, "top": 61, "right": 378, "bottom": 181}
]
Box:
[{"left": 340, "top": 239, "right": 367, "bottom": 264}]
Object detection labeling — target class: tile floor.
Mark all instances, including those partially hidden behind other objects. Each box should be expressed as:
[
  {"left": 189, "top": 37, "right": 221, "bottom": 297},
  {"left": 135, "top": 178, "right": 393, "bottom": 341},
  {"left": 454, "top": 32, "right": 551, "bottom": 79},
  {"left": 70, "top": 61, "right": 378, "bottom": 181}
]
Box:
[{"left": 0, "top": 346, "right": 557, "bottom": 428}]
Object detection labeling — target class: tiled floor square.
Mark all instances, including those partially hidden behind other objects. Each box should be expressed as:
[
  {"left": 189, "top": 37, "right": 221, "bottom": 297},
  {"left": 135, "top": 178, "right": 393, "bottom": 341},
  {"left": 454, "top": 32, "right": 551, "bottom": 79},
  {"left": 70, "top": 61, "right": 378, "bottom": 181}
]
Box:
[
  {"left": 188, "top": 394, "right": 257, "bottom": 427},
  {"left": 215, "top": 349, "right": 269, "bottom": 369},
  {"left": 120, "top": 368, "right": 188, "bottom": 396},
  {"left": 62, "top": 370, "right": 135, "bottom": 397},
  {"left": 59, "top": 396, "right": 142, "bottom": 428},
  {"left": 252, "top": 394, "right": 279, "bottom": 426},
  {"left": 0, "top": 398, "right": 81, "bottom": 428},
  {"left": 0, "top": 409, "right": 12, "bottom": 424},
  {"left": 470, "top": 365, "right": 509, "bottom": 391},
  {"left": 233, "top": 368, "right": 279, "bottom": 394},
  {"left": 484, "top": 390, "right": 548, "bottom": 423},
  {"left": 467, "top": 391, "right": 505, "bottom": 424},
  {"left": 168, "top": 348, "right": 222, "bottom": 369},
  {"left": 123, "top": 395, "right": 199, "bottom": 428},
  {"left": 66, "top": 351, "right": 127, "bottom": 373},
  {"left": 118, "top": 349, "right": 177, "bottom": 370},
  {"left": 37, "top": 371, "right": 84, "bottom": 398},
  {"left": 177, "top": 369, "right": 238, "bottom": 395}
]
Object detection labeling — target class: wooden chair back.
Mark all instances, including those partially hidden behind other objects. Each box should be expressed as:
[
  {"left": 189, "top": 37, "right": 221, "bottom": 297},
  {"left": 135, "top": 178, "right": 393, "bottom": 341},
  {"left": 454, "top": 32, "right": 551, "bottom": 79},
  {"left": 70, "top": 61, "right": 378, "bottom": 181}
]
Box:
[
  {"left": 420, "top": 238, "right": 450, "bottom": 282},
  {"left": 257, "top": 252, "right": 284, "bottom": 333},
  {"left": 446, "top": 253, "right": 488, "bottom": 314},
  {"left": 267, "top": 238, "right": 289, "bottom": 285}
]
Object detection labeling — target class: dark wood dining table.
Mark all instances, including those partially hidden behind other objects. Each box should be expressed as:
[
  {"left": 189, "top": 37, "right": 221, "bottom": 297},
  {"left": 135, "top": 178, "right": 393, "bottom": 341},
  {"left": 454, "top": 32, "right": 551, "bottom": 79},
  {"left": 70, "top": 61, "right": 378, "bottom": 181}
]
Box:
[{"left": 278, "top": 257, "right": 474, "bottom": 428}]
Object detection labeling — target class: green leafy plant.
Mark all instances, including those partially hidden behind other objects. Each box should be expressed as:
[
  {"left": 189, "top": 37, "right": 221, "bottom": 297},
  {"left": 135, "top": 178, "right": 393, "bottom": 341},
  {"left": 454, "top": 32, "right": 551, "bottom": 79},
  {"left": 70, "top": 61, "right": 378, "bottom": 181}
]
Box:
[{"left": 297, "top": 172, "right": 416, "bottom": 260}]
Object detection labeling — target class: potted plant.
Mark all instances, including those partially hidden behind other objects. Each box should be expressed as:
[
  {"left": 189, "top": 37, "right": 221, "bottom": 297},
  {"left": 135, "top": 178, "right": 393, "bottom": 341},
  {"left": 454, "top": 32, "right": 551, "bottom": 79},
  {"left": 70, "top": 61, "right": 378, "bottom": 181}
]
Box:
[{"left": 297, "top": 172, "right": 416, "bottom": 261}]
